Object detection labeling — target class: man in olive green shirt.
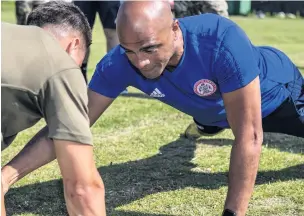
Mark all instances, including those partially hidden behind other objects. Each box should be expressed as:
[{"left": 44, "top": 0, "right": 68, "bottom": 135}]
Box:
[{"left": 1, "top": 2, "right": 105, "bottom": 216}]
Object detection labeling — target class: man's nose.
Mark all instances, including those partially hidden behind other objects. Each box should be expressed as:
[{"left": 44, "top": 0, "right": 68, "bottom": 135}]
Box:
[{"left": 135, "top": 53, "right": 150, "bottom": 70}]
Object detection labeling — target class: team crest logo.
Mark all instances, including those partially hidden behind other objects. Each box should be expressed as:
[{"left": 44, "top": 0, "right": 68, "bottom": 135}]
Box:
[{"left": 193, "top": 79, "right": 217, "bottom": 97}]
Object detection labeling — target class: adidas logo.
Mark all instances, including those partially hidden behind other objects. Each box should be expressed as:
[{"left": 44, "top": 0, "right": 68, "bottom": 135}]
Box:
[{"left": 150, "top": 88, "right": 165, "bottom": 98}]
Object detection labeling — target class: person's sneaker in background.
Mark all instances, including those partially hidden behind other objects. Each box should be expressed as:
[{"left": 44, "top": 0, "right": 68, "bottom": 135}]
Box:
[
  {"left": 275, "top": 12, "right": 286, "bottom": 18},
  {"left": 256, "top": 10, "right": 266, "bottom": 19},
  {"left": 286, "top": 13, "right": 296, "bottom": 19},
  {"left": 184, "top": 122, "right": 225, "bottom": 140}
]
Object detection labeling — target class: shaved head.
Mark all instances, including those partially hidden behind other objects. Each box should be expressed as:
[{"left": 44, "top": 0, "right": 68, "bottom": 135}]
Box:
[
  {"left": 117, "top": 1, "right": 173, "bottom": 40},
  {"left": 116, "top": 1, "right": 184, "bottom": 80}
]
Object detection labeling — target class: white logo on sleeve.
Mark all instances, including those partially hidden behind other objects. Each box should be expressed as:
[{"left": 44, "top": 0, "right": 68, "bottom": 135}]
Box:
[{"left": 150, "top": 88, "right": 165, "bottom": 98}]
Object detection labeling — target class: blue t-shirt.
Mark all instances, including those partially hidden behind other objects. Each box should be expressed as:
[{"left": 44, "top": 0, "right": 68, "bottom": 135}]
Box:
[{"left": 89, "top": 14, "right": 301, "bottom": 128}]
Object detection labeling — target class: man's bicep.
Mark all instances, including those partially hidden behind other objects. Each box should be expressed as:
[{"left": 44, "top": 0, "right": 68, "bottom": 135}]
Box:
[
  {"left": 222, "top": 77, "right": 262, "bottom": 139},
  {"left": 42, "top": 69, "right": 92, "bottom": 145},
  {"left": 89, "top": 63, "right": 129, "bottom": 99}
]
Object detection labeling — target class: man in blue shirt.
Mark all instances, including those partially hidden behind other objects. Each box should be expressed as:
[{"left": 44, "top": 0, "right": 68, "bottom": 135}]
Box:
[
  {"left": 1, "top": 1, "right": 303, "bottom": 216},
  {"left": 88, "top": 2, "right": 303, "bottom": 215},
  {"left": 86, "top": 1, "right": 302, "bottom": 215},
  {"left": 89, "top": 2, "right": 303, "bottom": 136}
]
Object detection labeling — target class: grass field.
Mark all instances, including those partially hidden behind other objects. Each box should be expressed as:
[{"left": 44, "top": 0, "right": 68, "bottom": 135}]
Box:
[{"left": 1, "top": 2, "right": 304, "bottom": 216}]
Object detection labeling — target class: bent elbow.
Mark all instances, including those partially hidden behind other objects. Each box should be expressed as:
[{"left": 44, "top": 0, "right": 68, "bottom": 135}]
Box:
[
  {"left": 250, "top": 128, "right": 263, "bottom": 155},
  {"left": 64, "top": 177, "right": 105, "bottom": 206},
  {"left": 253, "top": 129, "right": 263, "bottom": 146},
  {"left": 74, "top": 180, "right": 105, "bottom": 197},
  {"left": 235, "top": 127, "right": 263, "bottom": 152}
]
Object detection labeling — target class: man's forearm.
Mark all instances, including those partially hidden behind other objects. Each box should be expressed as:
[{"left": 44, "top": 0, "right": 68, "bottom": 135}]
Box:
[
  {"left": 224, "top": 138, "right": 262, "bottom": 216},
  {"left": 1, "top": 126, "right": 56, "bottom": 193},
  {"left": 2, "top": 183, "right": 6, "bottom": 216}
]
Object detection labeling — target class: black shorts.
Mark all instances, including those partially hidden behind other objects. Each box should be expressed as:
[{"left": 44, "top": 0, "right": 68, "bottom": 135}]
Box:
[
  {"left": 74, "top": 1, "right": 120, "bottom": 29},
  {"left": 262, "top": 76, "right": 304, "bottom": 138},
  {"left": 194, "top": 76, "right": 304, "bottom": 138},
  {"left": 262, "top": 95, "right": 304, "bottom": 138}
]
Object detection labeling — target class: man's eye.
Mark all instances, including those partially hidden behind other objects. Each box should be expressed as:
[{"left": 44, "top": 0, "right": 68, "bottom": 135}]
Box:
[{"left": 144, "top": 48, "right": 157, "bottom": 53}]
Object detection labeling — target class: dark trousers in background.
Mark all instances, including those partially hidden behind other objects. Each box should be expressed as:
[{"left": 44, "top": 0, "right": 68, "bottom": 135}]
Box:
[
  {"left": 271, "top": 1, "right": 299, "bottom": 14},
  {"left": 74, "top": 1, "right": 120, "bottom": 83},
  {"left": 251, "top": 1, "right": 269, "bottom": 13},
  {"left": 251, "top": 1, "right": 304, "bottom": 16}
]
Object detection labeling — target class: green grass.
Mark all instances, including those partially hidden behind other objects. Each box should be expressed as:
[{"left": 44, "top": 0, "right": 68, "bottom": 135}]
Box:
[{"left": 2, "top": 2, "right": 304, "bottom": 215}]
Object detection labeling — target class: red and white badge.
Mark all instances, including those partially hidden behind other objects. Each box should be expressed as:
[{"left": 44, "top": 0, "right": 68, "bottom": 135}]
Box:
[{"left": 193, "top": 79, "right": 217, "bottom": 97}]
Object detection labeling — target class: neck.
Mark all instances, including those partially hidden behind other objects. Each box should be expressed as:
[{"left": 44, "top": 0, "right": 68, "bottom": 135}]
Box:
[{"left": 167, "top": 27, "right": 184, "bottom": 67}]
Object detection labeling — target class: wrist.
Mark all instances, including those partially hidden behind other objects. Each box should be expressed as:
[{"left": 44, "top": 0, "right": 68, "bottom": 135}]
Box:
[
  {"left": 222, "top": 209, "right": 237, "bottom": 216},
  {"left": 1, "top": 165, "right": 19, "bottom": 193}
]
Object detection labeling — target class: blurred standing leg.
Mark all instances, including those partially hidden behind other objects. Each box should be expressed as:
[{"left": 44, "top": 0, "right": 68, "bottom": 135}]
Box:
[
  {"left": 173, "top": 1, "right": 229, "bottom": 18},
  {"left": 271, "top": 1, "right": 285, "bottom": 18},
  {"left": 285, "top": 1, "right": 299, "bottom": 19},
  {"left": 200, "top": 0, "right": 229, "bottom": 18},
  {"left": 97, "top": 1, "right": 120, "bottom": 52},
  {"left": 97, "top": 1, "right": 127, "bottom": 94},
  {"left": 300, "top": 1, "right": 304, "bottom": 17},
  {"left": 15, "top": 1, "right": 47, "bottom": 25},
  {"left": 73, "top": 1, "right": 96, "bottom": 83},
  {"left": 15, "top": 1, "right": 32, "bottom": 25},
  {"left": 253, "top": 1, "right": 268, "bottom": 19}
]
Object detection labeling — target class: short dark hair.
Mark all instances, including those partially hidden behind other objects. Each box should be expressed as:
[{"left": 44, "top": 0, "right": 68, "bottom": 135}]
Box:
[{"left": 27, "top": 1, "right": 92, "bottom": 48}]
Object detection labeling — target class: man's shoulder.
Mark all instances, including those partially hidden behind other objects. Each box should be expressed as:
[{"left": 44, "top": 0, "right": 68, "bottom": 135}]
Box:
[
  {"left": 2, "top": 22, "right": 44, "bottom": 33},
  {"left": 179, "top": 14, "right": 237, "bottom": 39},
  {"left": 1, "top": 23, "right": 77, "bottom": 93},
  {"left": 2, "top": 22, "right": 55, "bottom": 48}
]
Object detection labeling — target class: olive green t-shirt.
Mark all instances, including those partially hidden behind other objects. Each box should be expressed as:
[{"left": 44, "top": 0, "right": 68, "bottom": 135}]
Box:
[{"left": 1, "top": 22, "right": 92, "bottom": 148}]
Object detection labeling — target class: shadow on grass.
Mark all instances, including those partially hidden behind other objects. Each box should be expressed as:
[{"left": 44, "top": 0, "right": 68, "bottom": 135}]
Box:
[
  {"left": 196, "top": 132, "right": 304, "bottom": 154},
  {"left": 5, "top": 136, "right": 304, "bottom": 215}
]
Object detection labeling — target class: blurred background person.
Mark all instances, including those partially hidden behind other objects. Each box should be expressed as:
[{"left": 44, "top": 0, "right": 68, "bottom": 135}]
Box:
[
  {"left": 271, "top": 1, "right": 298, "bottom": 19},
  {"left": 251, "top": 1, "right": 269, "bottom": 19},
  {"left": 252, "top": 1, "right": 304, "bottom": 19},
  {"left": 73, "top": 1, "right": 121, "bottom": 83},
  {"left": 173, "top": 0, "right": 229, "bottom": 18},
  {"left": 15, "top": 0, "right": 47, "bottom": 25}
]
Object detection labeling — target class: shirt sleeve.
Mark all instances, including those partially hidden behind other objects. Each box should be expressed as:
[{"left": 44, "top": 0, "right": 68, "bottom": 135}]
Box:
[
  {"left": 88, "top": 59, "right": 129, "bottom": 98},
  {"left": 214, "top": 25, "right": 260, "bottom": 93},
  {"left": 40, "top": 69, "right": 92, "bottom": 145}
]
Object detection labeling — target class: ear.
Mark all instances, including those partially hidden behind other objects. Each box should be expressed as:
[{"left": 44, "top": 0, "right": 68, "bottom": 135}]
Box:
[
  {"left": 172, "top": 19, "right": 179, "bottom": 40},
  {"left": 66, "top": 37, "right": 85, "bottom": 66},
  {"left": 65, "top": 41, "right": 72, "bottom": 53},
  {"left": 172, "top": 19, "right": 179, "bottom": 32},
  {"left": 66, "top": 38, "right": 81, "bottom": 53}
]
